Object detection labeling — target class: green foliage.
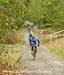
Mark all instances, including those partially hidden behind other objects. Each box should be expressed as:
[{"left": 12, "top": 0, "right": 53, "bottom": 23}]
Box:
[
  {"left": 25, "top": 0, "right": 64, "bottom": 30},
  {"left": 0, "top": 0, "right": 27, "bottom": 35},
  {"left": 0, "top": 31, "right": 24, "bottom": 44},
  {"left": 0, "top": 44, "right": 22, "bottom": 70},
  {"left": 49, "top": 47, "right": 64, "bottom": 59},
  {"left": 0, "top": 0, "right": 64, "bottom": 36}
]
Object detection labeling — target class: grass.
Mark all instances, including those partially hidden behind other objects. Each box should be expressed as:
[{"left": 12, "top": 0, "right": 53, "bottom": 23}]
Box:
[
  {"left": 49, "top": 47, "right": 64, "bottom": 59},
  {"left": 0, "top": 44, "right": 22, "bottom": 70},
  {"left": 0, "top": 29, "right": 25, "bottom": 45},
  {"left": 0, "top": 29, "right": 25, "bottom": 70},
  {"left": 46, "top": 37, "right": 64, "bottom": 60}
]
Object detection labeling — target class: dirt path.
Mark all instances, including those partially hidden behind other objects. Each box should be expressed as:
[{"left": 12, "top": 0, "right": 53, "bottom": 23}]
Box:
[{"left": 21, "top": 45, "right": 64, "bottom": 75}]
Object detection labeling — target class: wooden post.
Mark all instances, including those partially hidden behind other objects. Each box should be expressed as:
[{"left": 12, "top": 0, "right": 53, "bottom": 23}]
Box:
[{"left": 50, "top": 35, "right": 52, "bottom": 46}]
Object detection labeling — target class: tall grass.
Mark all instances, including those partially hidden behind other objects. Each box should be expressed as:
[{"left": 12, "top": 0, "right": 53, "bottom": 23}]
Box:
[{"left": 0, "top": 44, "right": 22, "bottom": 70}]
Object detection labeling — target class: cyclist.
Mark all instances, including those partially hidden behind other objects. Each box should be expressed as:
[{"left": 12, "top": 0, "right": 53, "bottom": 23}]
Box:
[{"left": 30, "top": 36, "right": 40, "bottom": 60}]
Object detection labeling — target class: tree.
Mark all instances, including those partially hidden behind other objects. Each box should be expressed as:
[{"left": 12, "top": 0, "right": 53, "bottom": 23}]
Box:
[{"left": 0, "top": 0, "right": 28, "bottom": 35}]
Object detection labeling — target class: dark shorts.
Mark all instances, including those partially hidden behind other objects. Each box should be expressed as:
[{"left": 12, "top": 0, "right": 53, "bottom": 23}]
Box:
[{"left": 31, "top": 46, "right": 37, "bottom": 54}]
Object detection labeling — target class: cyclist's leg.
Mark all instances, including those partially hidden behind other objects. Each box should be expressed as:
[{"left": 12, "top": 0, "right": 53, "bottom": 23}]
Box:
[
  {"left": 33, "top": 46, "right": 37, "bottom": 60},
  {"left": 31, "top": 46, "right": 33, "bottom": 51},
  {"left": 31, "top": 46, "right": 34, "bottom": 56},
  {"left": 31, "top": 46, "right": 35, "bottom": 60},
  {"left": 35, "top": 46, "right": 37, "bottom": 54}
]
